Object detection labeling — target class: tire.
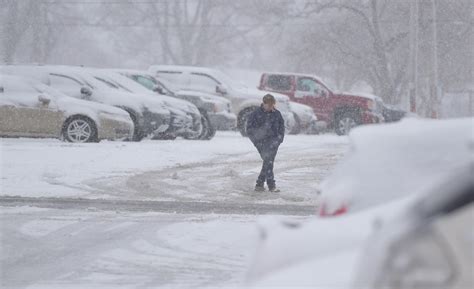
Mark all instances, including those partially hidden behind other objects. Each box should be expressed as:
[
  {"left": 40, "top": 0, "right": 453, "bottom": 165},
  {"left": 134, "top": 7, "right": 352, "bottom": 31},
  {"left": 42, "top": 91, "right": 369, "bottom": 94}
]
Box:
[
  {"left": 335, "top": 112, "right": 359, "bottom": 136},
  {"left": 237, "top": 107, "right": 257, "bottom": 137},
  {"left": 184, "top": 113, "right": 215, "bottom": 140},
  {"left": 63, "top": 116, "right": 98, "bottom": 143},
  {"left": 200, "top": 114, "right": 216, "bottom": 140},
  {"left": 127, "top": 112, "right": 144, "bottom": 142},
  {"left": 289, "top": 113, "right": 301, "bottom": 135}
]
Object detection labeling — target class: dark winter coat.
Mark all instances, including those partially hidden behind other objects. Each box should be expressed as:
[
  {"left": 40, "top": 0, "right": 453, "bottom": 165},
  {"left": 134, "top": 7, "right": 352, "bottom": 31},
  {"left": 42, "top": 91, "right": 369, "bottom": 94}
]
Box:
[{"left": 246, "top": 106, "right": 285, "bottom": 149}]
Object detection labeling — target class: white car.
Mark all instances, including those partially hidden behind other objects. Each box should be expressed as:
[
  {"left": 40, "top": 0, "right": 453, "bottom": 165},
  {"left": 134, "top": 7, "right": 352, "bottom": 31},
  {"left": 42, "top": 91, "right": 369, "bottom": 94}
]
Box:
[
  {"left": 318, "top": 117, "right": 473, "bottom": 216},
  {"left": 245, "top": 118, "right": 473, "bottom": 288},
  {"left": 148, "top": 65, "right": 296, "bottom": 136},
  {"left": 1, "top": 65, "right": 171, "bottom": 141},
  {"left": 288, "top": 101, "right": 318, "bottom": 134},
  {"left": 85, "top": 69, "right": 203, "bottom": 140},
  {"left": 0, "top": 75, "right": 133, "bottom": 142},
  {"left": 355, "top": 168, "right": 473, "bottom": 289}
]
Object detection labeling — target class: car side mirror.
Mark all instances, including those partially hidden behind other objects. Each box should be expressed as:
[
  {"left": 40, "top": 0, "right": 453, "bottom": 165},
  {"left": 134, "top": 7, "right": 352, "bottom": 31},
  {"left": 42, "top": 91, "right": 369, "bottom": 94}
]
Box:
[
  {"left": 320, "top": 90, "right": 328, "bottom": 98},
  {"left": 38, "top": 95, "right": 51, "bottom": 106},
  {"left": 216, "top": 84, "right": 227, "bottom": 95},
  {"left": 80, "top": 86, "right": 92, "bottom": 99},
  {"left": 153, "top": 85, "right": 164, "bottom": 95}
]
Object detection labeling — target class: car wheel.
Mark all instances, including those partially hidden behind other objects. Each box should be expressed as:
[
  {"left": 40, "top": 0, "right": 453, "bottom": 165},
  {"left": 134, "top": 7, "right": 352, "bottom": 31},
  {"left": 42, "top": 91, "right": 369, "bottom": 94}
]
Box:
[
  {"left": 200, "top": 114, "right": 216, "bottom": 140},
  {"left": 128, "top": 112, "right": 144, "bottom": 142},
  {"left": 238, "top": 107, "right": 256, "bottom": 137},
  {"left": 63, "top": 116, "right": 97, "bottom": 143},
  {"left": 335, "top": 113, "right": 359, "bottom": 135},
  {"left": 289, "top": 113, "right": 301, "bottom": 135}
]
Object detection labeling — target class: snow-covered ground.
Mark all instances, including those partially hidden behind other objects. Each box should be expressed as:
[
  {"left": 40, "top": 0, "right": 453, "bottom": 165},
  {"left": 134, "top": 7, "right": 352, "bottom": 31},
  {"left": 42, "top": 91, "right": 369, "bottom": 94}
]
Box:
[{"left": 0, "top": 132, "right": 349, "bottom": 288}]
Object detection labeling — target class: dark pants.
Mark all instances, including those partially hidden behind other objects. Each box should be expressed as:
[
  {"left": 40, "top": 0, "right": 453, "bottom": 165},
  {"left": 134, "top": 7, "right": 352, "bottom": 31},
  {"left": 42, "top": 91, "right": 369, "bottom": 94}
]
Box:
[{"left": 256, "top": 144, "right": 279, "bottom": 188}]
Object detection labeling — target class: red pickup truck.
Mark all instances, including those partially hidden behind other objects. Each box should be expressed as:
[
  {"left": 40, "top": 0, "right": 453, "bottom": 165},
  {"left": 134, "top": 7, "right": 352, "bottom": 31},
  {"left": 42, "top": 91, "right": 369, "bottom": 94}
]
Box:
[{"left": 259, "top": 73, "right": 384, "bottom": 135}]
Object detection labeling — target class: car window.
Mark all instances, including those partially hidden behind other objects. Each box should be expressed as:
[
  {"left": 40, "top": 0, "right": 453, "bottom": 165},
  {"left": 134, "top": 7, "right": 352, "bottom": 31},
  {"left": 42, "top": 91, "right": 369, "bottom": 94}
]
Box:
[
  {"left": 156, "top": 71, "right": 183, "bottom": 83},
  {"left": 133, "top": 75, "right": 156, "bottom": 90},
  {"left": 266, "top": 75, "right": 292, "bottom": 91},
  {"left": 188, "top": 73, "right": 220, "bottom": 94},
  {"left": 297, "top": 77, "right": 328, "bottom": 96}
]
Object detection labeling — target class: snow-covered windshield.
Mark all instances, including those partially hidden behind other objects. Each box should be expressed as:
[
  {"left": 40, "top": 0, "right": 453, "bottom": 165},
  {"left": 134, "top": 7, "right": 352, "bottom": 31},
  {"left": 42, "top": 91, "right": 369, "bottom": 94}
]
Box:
[{"left": 212, "top": 69, "right": 246, "bottom": 89}]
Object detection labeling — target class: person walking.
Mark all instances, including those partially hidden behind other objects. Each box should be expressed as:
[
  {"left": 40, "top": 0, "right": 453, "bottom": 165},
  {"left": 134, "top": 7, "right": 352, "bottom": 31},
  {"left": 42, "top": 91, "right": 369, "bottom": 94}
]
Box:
[{"left": 246, "top": 94, "right": 285, "bottom": 192}]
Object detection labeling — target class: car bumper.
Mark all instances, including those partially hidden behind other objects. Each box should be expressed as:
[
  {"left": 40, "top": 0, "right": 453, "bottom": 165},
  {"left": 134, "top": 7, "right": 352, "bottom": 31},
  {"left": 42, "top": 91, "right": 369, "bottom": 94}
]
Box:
[
  {"left": 166, "top": 112, "right": 202, "bottom": 137},
  {"left": 143, "top": 110, "right": 171, "bottom": 135},
  {"left": 283, "top": 111, "right": 296, "bottom": 133},
  {"left": 98, "top": 116, "right": 134, "bottom": 140},
  {"left": 208, "top": 111, "right": 237, "bottom": 130}
]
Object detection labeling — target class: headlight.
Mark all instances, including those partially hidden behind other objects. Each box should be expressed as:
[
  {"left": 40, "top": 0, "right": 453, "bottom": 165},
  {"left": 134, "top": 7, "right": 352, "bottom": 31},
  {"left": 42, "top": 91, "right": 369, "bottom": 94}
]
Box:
[
  {"left": 367, "top": 100, "right": 375, "bottom": 111},
  {"left": 375, "top": 227, "right": 456, "bottom": 289}
]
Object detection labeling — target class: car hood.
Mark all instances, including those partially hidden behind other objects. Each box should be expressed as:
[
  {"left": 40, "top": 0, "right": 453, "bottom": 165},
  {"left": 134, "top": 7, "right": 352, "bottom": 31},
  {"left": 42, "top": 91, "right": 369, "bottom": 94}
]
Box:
[
  {"left": 235, "top": 87, "right": 290, "bottom": 102},
  {"left": 56, "top": 94, "right": 132, "bottom": 123},
  {"left": 177, "top": 89, "right": 231, "bottom": 106},
  {"left": 96, "top": 89, "right": 170, "bottom": 115},
  {"left": 154, "top": 93, "right": 201, "bottom": 116},
  {"left": 335, "top": 91, "right": 383, "bottom": 103}
]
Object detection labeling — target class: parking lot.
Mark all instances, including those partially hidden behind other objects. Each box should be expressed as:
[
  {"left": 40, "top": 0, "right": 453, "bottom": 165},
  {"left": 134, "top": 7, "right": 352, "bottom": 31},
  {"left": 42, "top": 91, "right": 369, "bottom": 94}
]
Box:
[{"left": 1, "top": 132, "right": 348, "bottom": 288}]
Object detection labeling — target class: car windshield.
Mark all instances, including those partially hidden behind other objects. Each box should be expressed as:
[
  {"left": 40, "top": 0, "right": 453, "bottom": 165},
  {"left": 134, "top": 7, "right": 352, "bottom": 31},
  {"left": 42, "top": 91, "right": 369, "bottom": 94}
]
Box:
[
  {"left": 152, "top": 77, "right": 175, "bottom": 95},
  {"left": 34, "top": 82, "right": 68, "bottom": 99},
  {"left": 212, "top": 69, "right": 246, "bottom": 89},
  {"left": 93, "top": 76, "right": 131, "bottom": 92}
]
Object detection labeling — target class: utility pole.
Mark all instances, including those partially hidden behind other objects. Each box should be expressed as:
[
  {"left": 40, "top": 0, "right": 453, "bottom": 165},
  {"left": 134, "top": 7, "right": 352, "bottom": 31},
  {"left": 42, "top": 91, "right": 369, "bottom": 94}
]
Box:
[
  {"left": 409, "top": 0, "right": 419, "bottom": 113},
  {"left": 429, "top": 0, "right": 439, "bottom": 118}
]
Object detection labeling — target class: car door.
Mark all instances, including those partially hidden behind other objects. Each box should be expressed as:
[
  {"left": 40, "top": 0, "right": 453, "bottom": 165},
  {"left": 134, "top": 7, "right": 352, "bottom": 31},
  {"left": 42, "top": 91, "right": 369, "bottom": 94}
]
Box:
[
  {"left": 186, "top": 72, "right": 222, "bottom": 95},
  {"left": 0, "top": 78, "right": 63, "bottom": 137},
  {"left": 295, "top": 77, "right": 331, "bottom": 122}
]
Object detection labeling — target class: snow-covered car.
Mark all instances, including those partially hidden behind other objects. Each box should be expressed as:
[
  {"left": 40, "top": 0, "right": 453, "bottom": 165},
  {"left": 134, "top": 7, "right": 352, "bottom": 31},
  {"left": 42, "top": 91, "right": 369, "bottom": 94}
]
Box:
[
  {"left": 1, "top": 65, "right": 171, "bottom": 141},
  {"left": 288, "top": 101, "right": 318, "bottom": 134},
  {"left": 113, "top": 69, "right": 237, "bottom": 139},
  {"left": 147, "top": 65, "right": 296, "bottom": 137},
  {"left": 355, "top": 168, "right": 473, "bottom": 289},
  {"left": 246, "top": 118, "right": 473, "bottom": 289},
  {"left": 0, "top": 75, "right": 133, "bottom": 142},
  {"left": 246, "top": 196, "right": 415, "bottom": 289},
  {"left": 84, "top": 69, "right": 203, "bottom": 140},
  {"left": 318, "top": 117, "right": 473, "bottom": 216}
]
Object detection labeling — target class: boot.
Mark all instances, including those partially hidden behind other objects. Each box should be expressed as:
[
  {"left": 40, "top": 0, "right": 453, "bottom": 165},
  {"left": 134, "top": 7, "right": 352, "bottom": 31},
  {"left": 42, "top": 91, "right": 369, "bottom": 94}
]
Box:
[
  {"left": 255, "top": 184, "right": 265, "bottom": 192},
  {"left": 268, "top": 183, "right": 280, "bottom": 193}
]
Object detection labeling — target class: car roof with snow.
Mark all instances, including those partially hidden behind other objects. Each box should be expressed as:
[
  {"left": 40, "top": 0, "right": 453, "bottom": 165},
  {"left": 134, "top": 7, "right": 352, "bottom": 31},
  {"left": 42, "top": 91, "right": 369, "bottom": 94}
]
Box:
[
  {"left": 149, "top": 65, "right": 218, "bottom": 75},
  {"left": 319, "top": 117, "right": 473, "bottom": 214},
  {"left": 261, "top": 71, "right": 326, "bottom": 85}
]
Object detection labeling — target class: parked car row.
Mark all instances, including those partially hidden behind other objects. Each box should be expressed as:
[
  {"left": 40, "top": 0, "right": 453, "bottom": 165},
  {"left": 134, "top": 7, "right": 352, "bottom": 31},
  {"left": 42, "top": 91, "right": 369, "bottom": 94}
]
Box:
[{"left": 1, "top": 64, "right": 402, "bottom": 142}]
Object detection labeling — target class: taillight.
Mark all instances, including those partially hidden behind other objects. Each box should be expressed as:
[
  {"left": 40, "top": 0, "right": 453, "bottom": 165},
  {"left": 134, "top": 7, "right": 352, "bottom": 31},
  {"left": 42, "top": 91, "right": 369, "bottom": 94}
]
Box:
[{"left": 319, "top": 203, "right": 348, "bottom": 217}]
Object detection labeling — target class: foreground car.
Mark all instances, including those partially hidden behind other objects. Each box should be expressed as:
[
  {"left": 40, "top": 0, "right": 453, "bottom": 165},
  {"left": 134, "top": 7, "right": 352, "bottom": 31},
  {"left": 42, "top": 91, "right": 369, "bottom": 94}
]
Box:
[
  {"left": 0, "top": 75, "right": 133, "bottom": 142},
  {"left": 319, "top": 117, "right": 473, "bottom": 216},
  {"left": 148, "top": 65, "right": 296, "bottom": 136},
  {"left": 246, "top": 118, "right": 473, "bottom": 288},
  {"left": 1, "top": 65, "right": 171, "bottom": 141},
  {"left": 355, "top": 168, "right": 473, "bottom": 289},
  {"left": 113, "top": 69, "right": 237, "bottom": 139}
]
